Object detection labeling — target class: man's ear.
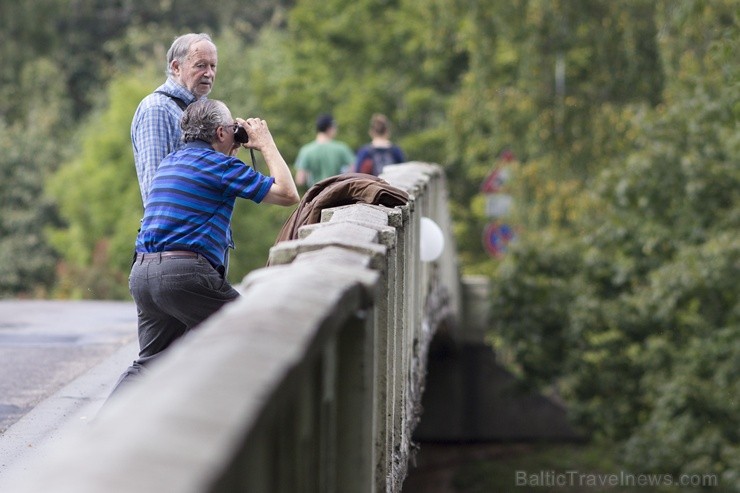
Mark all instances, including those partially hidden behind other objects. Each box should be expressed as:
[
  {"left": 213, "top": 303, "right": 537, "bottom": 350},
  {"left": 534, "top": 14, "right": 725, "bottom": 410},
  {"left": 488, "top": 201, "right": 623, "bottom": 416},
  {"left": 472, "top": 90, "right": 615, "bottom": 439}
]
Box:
[
  {"left": 215, "top": 126, "right": 226, "bottom": 142},
  {"left": 170, "top": 60, "right": 180, "bottom": 76}
]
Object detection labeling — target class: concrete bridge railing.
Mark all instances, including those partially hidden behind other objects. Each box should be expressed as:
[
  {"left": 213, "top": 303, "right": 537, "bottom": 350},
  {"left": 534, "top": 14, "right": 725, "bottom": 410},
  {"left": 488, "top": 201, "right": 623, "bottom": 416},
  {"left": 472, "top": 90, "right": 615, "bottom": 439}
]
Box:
[{"left": 12, "top": 162, "right": 460, "bottom": 493}]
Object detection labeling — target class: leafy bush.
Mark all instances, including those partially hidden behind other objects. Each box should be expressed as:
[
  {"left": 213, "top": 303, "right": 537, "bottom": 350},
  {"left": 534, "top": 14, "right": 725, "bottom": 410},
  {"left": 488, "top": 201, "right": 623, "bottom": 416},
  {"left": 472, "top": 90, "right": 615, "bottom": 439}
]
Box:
[{"left": 492, "top": 2, "right": 739, "bottom": 487}]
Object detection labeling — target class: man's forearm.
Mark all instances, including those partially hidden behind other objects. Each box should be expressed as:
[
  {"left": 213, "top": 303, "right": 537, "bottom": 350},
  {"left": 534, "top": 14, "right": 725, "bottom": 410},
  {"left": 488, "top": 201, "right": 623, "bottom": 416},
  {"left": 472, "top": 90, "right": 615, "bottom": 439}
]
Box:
[{"left": 262, "top": 143, "right": 299, "bottom": 205}]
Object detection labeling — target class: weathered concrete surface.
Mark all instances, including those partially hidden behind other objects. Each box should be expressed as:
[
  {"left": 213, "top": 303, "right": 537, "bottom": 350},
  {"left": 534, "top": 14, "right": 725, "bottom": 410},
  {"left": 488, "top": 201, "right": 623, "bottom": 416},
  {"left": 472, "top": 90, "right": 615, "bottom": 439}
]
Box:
[
  {"left": 1, "top": 163, "right": 457, "bottom": 493},
  {"left": 2, "top": 253, "right": 381, "bottom": 493}
]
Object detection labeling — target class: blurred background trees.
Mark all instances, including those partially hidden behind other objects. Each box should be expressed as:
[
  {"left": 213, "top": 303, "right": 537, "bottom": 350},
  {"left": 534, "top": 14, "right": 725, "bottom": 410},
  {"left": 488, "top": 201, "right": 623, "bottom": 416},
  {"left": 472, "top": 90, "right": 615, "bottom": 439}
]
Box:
[
  {"left": 0, "top": 0, "right": 736, "bottom": 488},
  {"left": 490, "top": 0, "right": 738, "bottom": 486}
]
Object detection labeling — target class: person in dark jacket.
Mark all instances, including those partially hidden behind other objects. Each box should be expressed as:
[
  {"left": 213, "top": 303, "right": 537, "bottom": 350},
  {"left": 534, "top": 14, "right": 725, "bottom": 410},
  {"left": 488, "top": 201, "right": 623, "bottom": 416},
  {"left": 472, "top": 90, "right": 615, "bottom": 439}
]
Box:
[{"left": 353, "top": 114, "right": 406, "bottom": 176}]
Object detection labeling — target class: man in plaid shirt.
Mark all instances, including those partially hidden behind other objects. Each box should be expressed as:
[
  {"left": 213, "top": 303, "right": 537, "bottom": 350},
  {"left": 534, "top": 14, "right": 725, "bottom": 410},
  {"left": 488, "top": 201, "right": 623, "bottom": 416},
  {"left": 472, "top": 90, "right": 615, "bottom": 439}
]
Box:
[{"left": 131, "top": 33, "right": 218, "bottom": 205}]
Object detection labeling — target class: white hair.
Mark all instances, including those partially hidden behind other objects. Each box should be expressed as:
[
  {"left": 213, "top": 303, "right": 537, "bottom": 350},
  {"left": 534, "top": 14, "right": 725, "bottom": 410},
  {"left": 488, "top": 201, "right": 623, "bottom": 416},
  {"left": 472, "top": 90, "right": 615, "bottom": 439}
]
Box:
[{"left": 166, "top": 33, "right": 214, "bottom": 77}]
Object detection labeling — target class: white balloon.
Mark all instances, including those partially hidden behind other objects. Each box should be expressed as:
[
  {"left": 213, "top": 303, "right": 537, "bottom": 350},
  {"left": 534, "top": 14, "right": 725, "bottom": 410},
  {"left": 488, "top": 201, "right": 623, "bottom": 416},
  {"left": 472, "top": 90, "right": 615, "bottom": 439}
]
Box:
[{"left": 419, "top": 217, "right": 445, "bottom": 262}]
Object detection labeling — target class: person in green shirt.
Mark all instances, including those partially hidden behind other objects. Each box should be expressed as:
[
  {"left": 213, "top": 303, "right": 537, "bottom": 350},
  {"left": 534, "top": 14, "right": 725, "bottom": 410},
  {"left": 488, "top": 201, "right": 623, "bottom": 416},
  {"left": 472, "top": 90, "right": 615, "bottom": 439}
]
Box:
[{"left": 294, "top": 113, "right": 355, "bottom": 188}]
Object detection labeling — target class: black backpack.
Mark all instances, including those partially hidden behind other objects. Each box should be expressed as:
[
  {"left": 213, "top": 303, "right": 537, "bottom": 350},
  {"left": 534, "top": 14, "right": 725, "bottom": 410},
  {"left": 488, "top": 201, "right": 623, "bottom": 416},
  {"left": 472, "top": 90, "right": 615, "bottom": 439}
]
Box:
[{"left": 358, "top": 146, "right": 400, "bottom": 176}]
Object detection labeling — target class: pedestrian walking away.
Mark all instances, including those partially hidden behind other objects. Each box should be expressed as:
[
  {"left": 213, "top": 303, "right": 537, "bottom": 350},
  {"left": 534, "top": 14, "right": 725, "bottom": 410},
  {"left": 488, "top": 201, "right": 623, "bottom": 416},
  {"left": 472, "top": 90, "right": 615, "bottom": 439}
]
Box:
[
  {"left": 353, "top": 113, "right": 406, "bottom": 176},
  {"left": 294, "top": 113, "right": 355, "bottom": 188}
]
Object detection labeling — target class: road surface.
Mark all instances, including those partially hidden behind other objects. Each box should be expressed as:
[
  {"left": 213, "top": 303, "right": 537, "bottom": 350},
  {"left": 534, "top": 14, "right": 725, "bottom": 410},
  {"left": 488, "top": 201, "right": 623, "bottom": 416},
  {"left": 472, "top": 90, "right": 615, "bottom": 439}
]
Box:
[{"left": 0, "top": 300, "right": 138, "bottom": 486}]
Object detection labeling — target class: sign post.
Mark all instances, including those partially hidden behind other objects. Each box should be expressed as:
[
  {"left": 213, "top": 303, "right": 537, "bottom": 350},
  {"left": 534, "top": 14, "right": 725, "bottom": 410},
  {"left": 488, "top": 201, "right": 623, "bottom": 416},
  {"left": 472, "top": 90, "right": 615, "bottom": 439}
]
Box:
[{"left": 481, "top": 150, "right": 516, "bottom": 257}]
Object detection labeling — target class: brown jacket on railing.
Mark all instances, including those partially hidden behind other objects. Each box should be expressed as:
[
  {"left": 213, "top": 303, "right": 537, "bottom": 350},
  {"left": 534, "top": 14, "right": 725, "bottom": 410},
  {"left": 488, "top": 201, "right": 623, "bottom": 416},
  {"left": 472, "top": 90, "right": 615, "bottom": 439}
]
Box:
[{"left": 272, "top": 172, "right": 410, "bottom": 245}]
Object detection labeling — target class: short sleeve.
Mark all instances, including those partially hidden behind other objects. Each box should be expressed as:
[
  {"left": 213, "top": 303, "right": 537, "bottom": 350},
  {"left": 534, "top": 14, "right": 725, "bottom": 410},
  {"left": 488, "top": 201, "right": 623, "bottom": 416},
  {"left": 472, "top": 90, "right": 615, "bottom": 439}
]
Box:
[{"left": 221, "top": 157, "right": 275, "bottom": 203}]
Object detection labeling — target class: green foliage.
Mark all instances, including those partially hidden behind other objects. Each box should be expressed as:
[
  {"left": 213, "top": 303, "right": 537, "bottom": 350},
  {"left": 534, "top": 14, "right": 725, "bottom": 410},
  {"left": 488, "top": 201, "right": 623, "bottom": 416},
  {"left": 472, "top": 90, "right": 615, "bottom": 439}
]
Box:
[
  {"left": 492, "top": 231, "right": 582, "bottom": 385},
  {"left": 0, "top": 122, "right": 61, "bottom": 296},
  {"left": 624, "top": 323, "right": 739, "bottom": 487},
  {"left": 0, "top": 56, "right": 71, "bottom": 297},
  {"left": 280, "top": 0, "right": 463, "bottom": 157},
  {"left": 492, "top": 0, "right": 739, "bottom": 486},
  {"left": 228, "top": 200, "right": 294, "bottom": 275},
  {"left": 47, "top": 74, "right": 155, "bottom": 299},
  {"left": 0, "top": 0, "right": 67, "bottom": 123},
  {"left": 447, "top": 0, "right": 664, "bottom": 272}
]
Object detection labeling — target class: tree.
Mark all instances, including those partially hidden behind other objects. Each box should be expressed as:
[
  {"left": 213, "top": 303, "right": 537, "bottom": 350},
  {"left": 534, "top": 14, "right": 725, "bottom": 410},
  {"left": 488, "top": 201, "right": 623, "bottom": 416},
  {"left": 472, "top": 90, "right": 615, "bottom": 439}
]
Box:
[
  {"left": 47, "top": 73, "right": 153, "bottom": 299},
  {"left": 446, "top": 0, "right": 664, "bottom": 273},
  {"left": 0, "top": 57, "right": 71, "bottom": 296},
  {"left": 0, "top": 122, "right": 61, "bottom": 296},
  {"left": 492, "top": 0, "right": 739, "bottom": 484}
]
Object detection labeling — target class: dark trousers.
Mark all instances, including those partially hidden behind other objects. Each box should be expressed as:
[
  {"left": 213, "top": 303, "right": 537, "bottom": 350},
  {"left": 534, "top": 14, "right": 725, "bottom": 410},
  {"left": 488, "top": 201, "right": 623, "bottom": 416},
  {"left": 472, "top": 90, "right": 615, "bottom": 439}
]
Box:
[{"left": 109, "top": 253, "right": 239, "bottom": 397}]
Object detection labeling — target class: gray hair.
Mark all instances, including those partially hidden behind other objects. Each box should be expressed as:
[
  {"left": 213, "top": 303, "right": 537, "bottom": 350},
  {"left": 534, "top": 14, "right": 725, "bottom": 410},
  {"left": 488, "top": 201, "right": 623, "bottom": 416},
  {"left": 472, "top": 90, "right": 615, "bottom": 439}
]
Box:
[
  {"left": 166, "top": 33, "right": 214, "bottom": 77},
  {"left": 180, "top": 99, "right": 231, "bottom": 143}
]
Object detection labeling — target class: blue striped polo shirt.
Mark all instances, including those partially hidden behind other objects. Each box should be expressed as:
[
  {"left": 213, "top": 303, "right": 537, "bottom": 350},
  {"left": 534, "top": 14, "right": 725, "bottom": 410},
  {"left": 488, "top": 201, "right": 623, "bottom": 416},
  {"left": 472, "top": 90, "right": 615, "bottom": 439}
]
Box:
[{"left": 136, "top": 140, "right": 275, "bottom": 269}]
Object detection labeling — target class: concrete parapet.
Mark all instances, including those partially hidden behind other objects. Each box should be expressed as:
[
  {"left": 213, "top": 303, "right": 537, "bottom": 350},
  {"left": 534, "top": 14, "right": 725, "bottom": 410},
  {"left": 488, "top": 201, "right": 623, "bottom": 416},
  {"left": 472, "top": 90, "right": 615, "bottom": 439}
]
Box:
[{"left": 8, "top": 164, "right": 458, "bottom": 493}]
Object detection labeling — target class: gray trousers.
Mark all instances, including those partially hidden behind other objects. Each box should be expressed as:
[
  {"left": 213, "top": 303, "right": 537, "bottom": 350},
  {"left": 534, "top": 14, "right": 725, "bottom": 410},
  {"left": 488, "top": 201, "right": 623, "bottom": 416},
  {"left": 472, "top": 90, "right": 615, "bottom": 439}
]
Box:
[{"left": 110, "top": 253, "right": 239, "bottom": 397}]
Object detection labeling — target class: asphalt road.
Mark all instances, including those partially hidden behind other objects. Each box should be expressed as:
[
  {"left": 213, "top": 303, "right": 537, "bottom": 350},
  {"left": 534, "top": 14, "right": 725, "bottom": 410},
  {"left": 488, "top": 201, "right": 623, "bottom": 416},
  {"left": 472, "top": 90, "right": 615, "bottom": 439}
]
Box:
[
  {"left": 0, "top": 300, "right": 137, "bottom": 432},
  {"left": 0, "top": 300, "right": 138, "bottom": 487}
]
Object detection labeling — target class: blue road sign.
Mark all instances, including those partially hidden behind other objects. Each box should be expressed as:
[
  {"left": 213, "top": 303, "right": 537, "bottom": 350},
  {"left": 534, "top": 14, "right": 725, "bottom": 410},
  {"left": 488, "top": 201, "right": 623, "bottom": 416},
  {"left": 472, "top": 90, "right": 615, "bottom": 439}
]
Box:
[{"left": 483, "top": 222, "right": 515, "bottom": 257}]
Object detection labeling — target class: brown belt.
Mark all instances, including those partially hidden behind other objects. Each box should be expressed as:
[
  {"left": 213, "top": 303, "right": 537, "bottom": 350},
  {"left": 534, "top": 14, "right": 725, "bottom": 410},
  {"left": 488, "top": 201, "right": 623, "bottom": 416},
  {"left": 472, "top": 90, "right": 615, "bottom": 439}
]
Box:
[{"left": 136, "top": 251, "right": 200, "bottom": 261}]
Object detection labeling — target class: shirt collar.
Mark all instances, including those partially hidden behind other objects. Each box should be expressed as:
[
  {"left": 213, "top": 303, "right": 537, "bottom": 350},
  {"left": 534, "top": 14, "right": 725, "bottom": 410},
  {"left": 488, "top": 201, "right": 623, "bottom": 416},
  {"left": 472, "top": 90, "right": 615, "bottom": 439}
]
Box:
[
  {"left": 160, "top": 77, "right": 198, "bottom": 105},
  {"left": 183, "top": 139, "right": 214, "bottom": 150}
]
